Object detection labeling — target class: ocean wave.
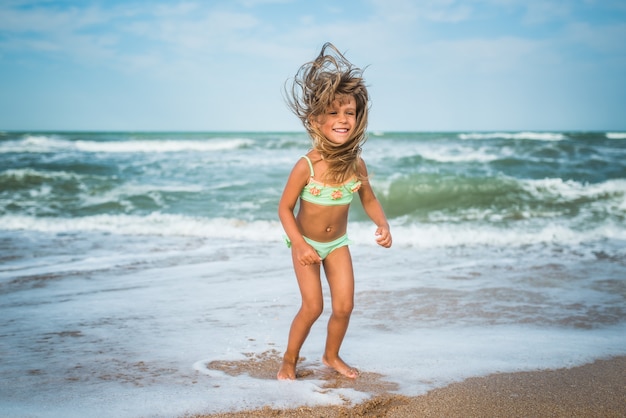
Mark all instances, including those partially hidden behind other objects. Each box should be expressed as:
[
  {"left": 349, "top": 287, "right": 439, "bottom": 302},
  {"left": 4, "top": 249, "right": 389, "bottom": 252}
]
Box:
[
  {"left": 0, "top": 168, "right": 88, "bottom": 182},
  {"left": 2, "top": 212, "right": 625, "bottom": 250},
  {"left": 458, "top": 132, "right": 566, "bottom": 141},
  {"left": 0, "top": 214, "right": 283, "bottom": 241},
  {"left": 606, "top": 132, "right": 626, "bottom": 139},
  {"left": 76, "top": 182, "right": 206, "bottom": 212},
  {"left": 0, "top": 169, "right": 208, "bottom": 217},
  {"left": 0, "top": 135, "right": 254, "bottom": 153},
  {"left": 371, "top": 175, "right": 626, "bottom": 222},
  {"left": 521, "top": 178, "right": 626, "bottom": 202},
  {"left": 383, "top": 221, "right": 626, "bottom": 249},
  {"left": 74, "top": 138, "right": 254, "bottom": 153},
  {"left": 417, "top": 146, "right": 503, "bottom": 163}
]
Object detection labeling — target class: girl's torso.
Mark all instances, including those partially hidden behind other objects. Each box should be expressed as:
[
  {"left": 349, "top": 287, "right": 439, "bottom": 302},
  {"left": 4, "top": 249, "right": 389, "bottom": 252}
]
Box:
[
  {"left": 299, "top": 155, "right": 361, "bottom": 206},
  {"left": 296, "top": 154, "right": 361, "bottom": 242}
]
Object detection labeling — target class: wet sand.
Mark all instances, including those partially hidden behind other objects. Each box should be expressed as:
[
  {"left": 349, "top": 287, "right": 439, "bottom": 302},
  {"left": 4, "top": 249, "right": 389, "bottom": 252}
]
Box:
[{"left": 193, "top": 355, "right": 625, "bottom": 417}]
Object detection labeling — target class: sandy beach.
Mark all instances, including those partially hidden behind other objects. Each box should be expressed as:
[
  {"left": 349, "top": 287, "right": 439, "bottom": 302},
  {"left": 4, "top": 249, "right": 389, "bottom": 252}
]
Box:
[{"left": 196, "top": 356, "right": 625, "bottom": 418}]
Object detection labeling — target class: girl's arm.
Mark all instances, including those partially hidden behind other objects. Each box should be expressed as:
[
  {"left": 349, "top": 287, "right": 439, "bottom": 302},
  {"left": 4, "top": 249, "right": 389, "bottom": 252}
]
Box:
[
  {"left": 278, "top": 159, "right": 323, "bottom": 265},
  {"left": 357, "top": 159, "right": 392, "bottom": 248}
]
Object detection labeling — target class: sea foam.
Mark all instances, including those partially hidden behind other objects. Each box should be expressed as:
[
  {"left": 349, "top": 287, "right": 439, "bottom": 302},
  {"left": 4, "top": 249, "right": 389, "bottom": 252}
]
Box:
[
  {"left": 458, "top": 132, "right": 566, "bottom": 141},
  {"left": 0, "top": 135, "right": 254, "bottom": 153},
  {"left": 606, "top": 132, "right": 626, "bottom": 139}
]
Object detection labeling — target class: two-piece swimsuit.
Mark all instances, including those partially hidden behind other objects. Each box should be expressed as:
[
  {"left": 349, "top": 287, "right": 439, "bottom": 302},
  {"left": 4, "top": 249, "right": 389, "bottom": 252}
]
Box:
[{"left": 285, "top": 155, "right": 361, "bottom": 259}]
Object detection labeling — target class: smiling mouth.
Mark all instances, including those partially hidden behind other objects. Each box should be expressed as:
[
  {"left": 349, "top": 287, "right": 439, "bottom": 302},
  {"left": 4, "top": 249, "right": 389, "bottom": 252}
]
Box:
[{"left": 333, "top": 129, "right": 349, "bottom": 133}]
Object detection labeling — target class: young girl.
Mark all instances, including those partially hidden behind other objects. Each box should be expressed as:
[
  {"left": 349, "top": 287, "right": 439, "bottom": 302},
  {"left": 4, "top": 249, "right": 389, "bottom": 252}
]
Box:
[{"left": 277, "top": 43, "right": 392, "bottom": 380}]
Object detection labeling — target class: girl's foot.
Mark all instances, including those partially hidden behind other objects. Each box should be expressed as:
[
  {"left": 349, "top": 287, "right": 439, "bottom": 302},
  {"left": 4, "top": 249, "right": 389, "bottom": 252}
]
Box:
[
  {"left": 322, "top": 355, "right": 359, "bottom": 379},
  {"left": 276, "top": 356, "right": 298, "bottom": 380}
]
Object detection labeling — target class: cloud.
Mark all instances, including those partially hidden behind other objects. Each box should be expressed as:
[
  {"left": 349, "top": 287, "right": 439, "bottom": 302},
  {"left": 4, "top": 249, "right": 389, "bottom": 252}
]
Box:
[
  {"left": 123, "top": 9, "right": 261, "bottom": 59},
  {"left": 0, "top": 3, "right": 123, "bottom": 69},
  {"left": 563, "top": 21, "right": 626, "bottom": 55},
  {"left": 0, "top": 2, "right": 263, "bottom": 78},
  {"left": 522, "top": 1, "right": 572, "bottom": 24},
  {"left": 0, "top": 0, "right": 624, "bottom": 130}
]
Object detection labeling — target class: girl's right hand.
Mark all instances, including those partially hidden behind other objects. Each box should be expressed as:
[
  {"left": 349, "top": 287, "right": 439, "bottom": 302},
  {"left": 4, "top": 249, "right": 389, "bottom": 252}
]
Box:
[{"left": 293, "top": 243, "right": 322, "bottom": 266}]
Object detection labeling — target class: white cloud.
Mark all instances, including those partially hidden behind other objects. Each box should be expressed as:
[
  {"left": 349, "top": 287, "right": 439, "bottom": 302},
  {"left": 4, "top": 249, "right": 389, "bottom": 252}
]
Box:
[
  {"left": 522, "top": 1, "right": 572, "bottom": 25},
  {"left": 424, "top": 36, "right": 540, "bottom": 75},
  {"left": 563, "top": 21, "right": 626, "bottom": 55}
]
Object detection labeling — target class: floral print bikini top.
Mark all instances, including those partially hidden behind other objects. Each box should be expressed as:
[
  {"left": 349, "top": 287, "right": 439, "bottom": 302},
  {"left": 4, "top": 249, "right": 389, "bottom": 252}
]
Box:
[{"left": 299, "top": 155, "right": 361, "bottom": 206}]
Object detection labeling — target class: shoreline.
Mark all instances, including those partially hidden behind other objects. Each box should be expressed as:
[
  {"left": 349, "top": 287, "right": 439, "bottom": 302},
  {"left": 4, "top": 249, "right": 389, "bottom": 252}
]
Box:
[{"left": 194, "top": 356, "right": 626, "bottom": 418}]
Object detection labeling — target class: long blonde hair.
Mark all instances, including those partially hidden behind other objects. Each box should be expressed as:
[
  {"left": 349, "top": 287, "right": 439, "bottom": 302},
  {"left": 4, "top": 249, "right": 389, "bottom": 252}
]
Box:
[{"left": 285, "top": 42, "right": 369, "bottom": 183}]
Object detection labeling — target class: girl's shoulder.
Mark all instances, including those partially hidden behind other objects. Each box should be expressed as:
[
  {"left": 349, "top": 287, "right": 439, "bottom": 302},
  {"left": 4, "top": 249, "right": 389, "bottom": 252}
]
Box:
[
  {"left": 304, "top": 149, "right": 322, "bottom": 162},
  {"left": 355, "top": 157, "right": 370, "bottom": 181},
  {"left": 290, "top": 151, "right": 319, "bottom": 180},
  {"left": 303, "top": 150, "right": 325, "bottom": 171}
]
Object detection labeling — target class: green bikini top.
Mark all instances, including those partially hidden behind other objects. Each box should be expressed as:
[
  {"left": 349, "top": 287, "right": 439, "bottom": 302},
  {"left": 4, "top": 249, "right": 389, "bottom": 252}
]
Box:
[{"left": 300, "top": 156, "right": 361, "bottom": 206}]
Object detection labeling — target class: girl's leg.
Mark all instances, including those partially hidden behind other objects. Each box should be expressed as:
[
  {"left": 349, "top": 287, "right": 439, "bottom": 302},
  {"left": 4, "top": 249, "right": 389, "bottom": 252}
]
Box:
[
  {"left": 321, "top": 246, "right": 358, "bottom": 378},
  {"left": 277, "top": 254, "right": 324, "bottom": 380}
]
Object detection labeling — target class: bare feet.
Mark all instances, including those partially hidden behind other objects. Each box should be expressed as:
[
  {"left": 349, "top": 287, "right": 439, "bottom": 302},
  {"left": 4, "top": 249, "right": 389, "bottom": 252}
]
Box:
[
  {"left": 276, "top": 355, "right": 298, "bottom": 380},
  {"left": 322, "top": 355, "right": 359, "bottom": 379}
]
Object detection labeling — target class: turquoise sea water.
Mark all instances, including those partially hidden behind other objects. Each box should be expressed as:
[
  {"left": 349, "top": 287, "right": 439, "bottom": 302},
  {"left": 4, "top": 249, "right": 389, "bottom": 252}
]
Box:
[
  {"left": 2, "top": 131, "right": 625, "bottom": 245},
  {"left": 1, "top": 131, "right": 625, "bottom": 416}
]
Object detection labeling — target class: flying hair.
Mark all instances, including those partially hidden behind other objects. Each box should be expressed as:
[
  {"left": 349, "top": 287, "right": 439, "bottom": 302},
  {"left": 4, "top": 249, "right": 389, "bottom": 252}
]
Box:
[{"left": 285, "top": 42, "right": 370, "bottom": 184}]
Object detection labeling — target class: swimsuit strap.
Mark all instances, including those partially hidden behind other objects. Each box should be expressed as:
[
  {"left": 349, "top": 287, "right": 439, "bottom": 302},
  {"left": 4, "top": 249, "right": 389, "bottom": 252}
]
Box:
[{"left": 302, "top": 155, "right": 315, "bottom": 177}]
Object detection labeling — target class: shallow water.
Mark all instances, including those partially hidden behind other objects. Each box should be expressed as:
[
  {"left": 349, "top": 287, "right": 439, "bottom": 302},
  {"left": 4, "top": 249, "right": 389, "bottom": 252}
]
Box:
[{"left": 1, "top": 230, "right": 625, "bottom": 416}]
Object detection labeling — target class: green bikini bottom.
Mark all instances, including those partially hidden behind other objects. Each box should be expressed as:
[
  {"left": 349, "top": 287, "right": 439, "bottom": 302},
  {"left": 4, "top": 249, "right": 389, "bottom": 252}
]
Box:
[{"left": 284, "top": 234, "right": 352, "bottom": 260}]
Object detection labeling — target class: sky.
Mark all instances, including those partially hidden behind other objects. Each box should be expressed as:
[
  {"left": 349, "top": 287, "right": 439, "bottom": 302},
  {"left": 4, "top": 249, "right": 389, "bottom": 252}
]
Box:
[{"left": 0, "top": 0, "right": 625, "bottom": 132}]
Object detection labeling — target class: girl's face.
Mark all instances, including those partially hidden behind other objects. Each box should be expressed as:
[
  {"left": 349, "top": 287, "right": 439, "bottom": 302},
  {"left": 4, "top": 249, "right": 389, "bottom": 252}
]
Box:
[{"left": 313, "top": 95, "right": 357, "bottom": 145}]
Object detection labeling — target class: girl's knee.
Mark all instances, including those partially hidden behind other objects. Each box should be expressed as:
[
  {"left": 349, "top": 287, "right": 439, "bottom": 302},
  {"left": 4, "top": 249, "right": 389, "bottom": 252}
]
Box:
[
  {"left": 301, "top": 302, "right": 324, "bottom": 320},
  {"left": 332, "top": 303, "right": 353, "bottom": 319}
]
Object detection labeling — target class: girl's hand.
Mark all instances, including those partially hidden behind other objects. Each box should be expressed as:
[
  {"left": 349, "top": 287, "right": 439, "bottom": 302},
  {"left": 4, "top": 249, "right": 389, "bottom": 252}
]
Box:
[
  {"left": 293, "top": 242, "right": 322, "bottom": 266},
  {"left": 375, "top": 226, "right": 392, "bottom": 248}
]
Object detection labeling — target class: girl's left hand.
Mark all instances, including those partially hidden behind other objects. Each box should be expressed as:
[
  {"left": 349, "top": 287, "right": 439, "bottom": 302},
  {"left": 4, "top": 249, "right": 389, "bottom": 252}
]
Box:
[{"left": 375, "top": 226, "right": 392, "bottom": 248}]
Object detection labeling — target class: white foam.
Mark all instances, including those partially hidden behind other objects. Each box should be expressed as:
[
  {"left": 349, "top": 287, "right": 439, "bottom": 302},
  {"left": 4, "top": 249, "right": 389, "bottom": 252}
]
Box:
[
  {"left": 74, "top": 138, "right": 253, "bottom": 153},
  {"left": 0, "top": 135, "right": 67, "bottom": 153},
  {"left": 0, "top": 168, "right": 88, "bottom": 181},
  {"left": 365, "top": 139, "right": 511, "bottom": 164},
  {"left": 606, "top": 132, "right": 626, "bottom": 139},
  {"left": 0, "top": 135, "right": 254, "bottom": 153},
  {"left": 0, "top": 213, "right": 284, "bottom": 241},
  {"left": 417, "top": 145, "right": 502, "bottom": 163},
  {"left": 521, "top": 178, "right": 626, "bottom": 206},
  {"left": 193, "top": 359, "right": 371, "bottom": 411},
  {"left": 458, "top": 132, "right": 566, "bottom": 141},
  {"left": 3, "top": 211, "right": 626, "bottom": 249},
  {"left": 366, "top": 221, "right": 626, "bottom": 248}
]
